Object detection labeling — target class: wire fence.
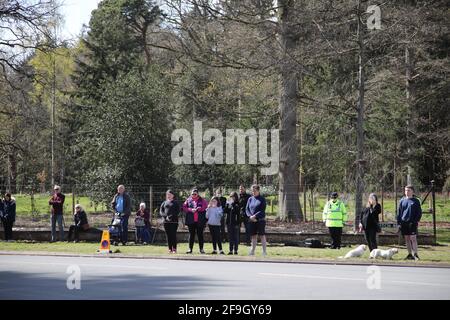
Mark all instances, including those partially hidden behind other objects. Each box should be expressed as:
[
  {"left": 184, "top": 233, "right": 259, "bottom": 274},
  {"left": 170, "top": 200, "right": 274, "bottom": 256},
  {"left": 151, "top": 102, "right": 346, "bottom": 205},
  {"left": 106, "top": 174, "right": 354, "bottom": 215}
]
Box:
[{"left": 2, "top": 183, "right": 449, "bottom": 223}]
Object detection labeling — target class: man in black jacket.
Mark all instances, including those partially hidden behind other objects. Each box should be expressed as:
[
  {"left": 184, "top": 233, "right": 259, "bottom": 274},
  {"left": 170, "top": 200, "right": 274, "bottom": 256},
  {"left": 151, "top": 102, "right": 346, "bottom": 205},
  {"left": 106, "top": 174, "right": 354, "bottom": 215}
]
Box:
[
  {"left": 238, "top": 185, "right": 251, "bottom": 245},
  {"left": 1, "top": 193, "right": 16, "bottom": 241},
  {"left": 111, "top": 185, "right": 132, "bottom": 245},
  {"left": 68, "top": 204, "right": 89, "bottom": 242}
]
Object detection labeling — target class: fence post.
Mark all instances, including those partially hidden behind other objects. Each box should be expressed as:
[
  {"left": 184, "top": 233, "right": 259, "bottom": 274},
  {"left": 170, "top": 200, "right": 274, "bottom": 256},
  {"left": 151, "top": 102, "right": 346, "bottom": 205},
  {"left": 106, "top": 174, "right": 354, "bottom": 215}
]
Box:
[
  {"left": 381, "top": 185, "right": 384, "bottom": 222},
  {"left": 149, "top": 185, "right": 153, "bottom": 224},
  {"left": 72, "top": 188, "right": 75, "bottom": 216},
  {"left": 431, "top": 180, "right": 436, "bottom": 245},
  {"left": 303, "top": 181, "right": 307, "bottom": 223},
  {"left": 311, "top": 188, "right": 315, "bottom": 228}
]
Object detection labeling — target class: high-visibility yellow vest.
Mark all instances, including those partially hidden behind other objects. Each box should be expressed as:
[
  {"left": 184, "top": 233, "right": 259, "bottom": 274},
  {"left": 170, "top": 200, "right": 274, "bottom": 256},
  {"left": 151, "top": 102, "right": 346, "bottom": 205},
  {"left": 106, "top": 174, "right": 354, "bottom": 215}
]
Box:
[{"left": 322, "top": 200, "right": 347, "bottom": 227}]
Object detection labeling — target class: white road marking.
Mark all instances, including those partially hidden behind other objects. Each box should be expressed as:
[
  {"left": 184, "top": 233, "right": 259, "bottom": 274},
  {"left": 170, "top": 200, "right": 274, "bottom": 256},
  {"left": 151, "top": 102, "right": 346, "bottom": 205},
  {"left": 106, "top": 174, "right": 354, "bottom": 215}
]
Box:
[{"left": 259, "top": 272, "right": 364, "bottom": 281}]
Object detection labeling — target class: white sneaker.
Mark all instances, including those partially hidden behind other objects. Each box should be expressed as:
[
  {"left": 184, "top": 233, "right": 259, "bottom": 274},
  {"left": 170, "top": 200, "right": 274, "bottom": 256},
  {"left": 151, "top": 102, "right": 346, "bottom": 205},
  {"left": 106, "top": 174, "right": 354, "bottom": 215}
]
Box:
[
  {"left": 262, "top": 251, "right": 267, "bottom": 257},
  {"left": 249, "top": 250, "right": 255, "bottom": 256}
]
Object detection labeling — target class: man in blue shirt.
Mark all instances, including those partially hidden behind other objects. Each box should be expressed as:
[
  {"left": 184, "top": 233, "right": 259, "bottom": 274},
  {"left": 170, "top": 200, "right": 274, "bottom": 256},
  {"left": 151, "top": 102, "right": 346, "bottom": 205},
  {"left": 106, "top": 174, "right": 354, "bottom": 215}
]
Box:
[
  {"left": 111, "top": 185, "right": 132, "bottom": 245},
  {"left": 397, "top": 185, "right": 422, "bottom": 260},
  {"left": 245, "top": 184, "right": 267, "bottom": 256}
]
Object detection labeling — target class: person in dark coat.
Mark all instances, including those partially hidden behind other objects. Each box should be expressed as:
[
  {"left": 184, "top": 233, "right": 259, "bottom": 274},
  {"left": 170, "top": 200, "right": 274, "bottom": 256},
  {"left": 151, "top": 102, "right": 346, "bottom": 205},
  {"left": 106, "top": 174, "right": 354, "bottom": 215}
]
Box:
[
  {"left": 215, "top": 189, "right": 228, "bottom": 242},
  {"left": 358, "top": 193, "right": 381, "bottom": 252},
  {"left": 1, "top": 193, "right": 16, "bottom": 241},
  {"left": 111, "top": 185, "right": 132, "bottom": 245},
  {"left": 224, "top": 192, "right": 241, "bottom": 255},
  {"left": 238, "top": 185, "right": 251, "bottom": 245},
  {"left": 135, "top": 202, "right": 151, "bottom": 244},
  {"left": 160, "top": 190, "right": 180, "bottom": 253},
  {"left": 49, "top": 185, "right": 65, "bottom": 242},
  {"left": 67, "top": 204, "right": 89, "bottom": 242}
]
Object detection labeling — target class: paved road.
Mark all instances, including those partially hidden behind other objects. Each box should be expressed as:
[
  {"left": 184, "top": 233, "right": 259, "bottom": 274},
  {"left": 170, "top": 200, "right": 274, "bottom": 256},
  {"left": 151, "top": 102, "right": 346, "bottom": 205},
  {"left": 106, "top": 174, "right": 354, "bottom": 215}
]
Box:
[{"left": 0, "top": 254, "right": 449, "bottom": 299}]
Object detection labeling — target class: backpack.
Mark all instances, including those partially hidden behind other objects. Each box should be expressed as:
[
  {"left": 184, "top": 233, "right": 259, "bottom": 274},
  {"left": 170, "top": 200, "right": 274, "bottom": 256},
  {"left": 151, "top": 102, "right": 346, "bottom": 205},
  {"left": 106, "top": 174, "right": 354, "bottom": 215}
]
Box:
[{"left": 304, "top": 238, "right": 324, "bottom": 248}]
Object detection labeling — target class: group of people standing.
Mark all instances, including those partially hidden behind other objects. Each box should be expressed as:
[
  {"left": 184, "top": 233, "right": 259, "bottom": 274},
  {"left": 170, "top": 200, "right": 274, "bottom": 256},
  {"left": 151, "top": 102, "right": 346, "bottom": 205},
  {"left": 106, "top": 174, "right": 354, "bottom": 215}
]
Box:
[
  {"left": 2, "top": 183, "right": 423, "bottom": 261},
  {"left": 159, "top": 184, "right": 267, "bottom": 256},
  {"left": 323, "top": 185, "right": 422, "bottom": 260}
]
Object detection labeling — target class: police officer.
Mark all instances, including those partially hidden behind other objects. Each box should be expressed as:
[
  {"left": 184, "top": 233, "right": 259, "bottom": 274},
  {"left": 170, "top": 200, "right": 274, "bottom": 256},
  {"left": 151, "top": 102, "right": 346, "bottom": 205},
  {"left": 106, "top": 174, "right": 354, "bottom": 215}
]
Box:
[{"left": 323, "top": 192, "right": 347, "bottom": 249}]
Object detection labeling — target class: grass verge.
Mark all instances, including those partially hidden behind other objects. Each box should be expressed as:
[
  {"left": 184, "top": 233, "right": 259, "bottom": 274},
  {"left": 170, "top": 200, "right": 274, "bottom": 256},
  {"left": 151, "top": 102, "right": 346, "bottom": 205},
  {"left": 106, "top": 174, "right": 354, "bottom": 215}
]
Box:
[{"left": 1, "top": 241, "right": 449, "bottom": 265}]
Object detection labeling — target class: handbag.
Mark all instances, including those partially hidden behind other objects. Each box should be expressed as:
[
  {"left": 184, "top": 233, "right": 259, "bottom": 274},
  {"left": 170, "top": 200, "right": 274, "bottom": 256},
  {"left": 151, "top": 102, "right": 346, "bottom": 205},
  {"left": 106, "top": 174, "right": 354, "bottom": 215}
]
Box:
[
  {"left": 376, "top": 223, "right": 382, "bottom": 233},
  {"left": 135, "top": 217, "right": 146, "bottom": 227},
  {"left": 82, "top": 223, "right": 90, "bottom": 231}
]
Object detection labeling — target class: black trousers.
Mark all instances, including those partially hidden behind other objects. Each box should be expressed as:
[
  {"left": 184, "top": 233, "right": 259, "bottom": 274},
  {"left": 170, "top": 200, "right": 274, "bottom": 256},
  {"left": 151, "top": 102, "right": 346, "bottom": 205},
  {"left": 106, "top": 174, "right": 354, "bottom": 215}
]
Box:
[
  {"left": 1, "top": 219, "right": 13, "bottom": 240},
  {"left": 220, "top": 217, "right": 227, "bottom": 242},
  {"left": 364, "top": 227, "right": 378, "bottom": 252},
  {"left": 209, "top": 225, "right": 223, "bottom": 251},
  {"left": 188, "top": 223, "right": 205, "bottom": 250},
  {"left": 68, "top": 225, "right": 84, "bottom": 241},
  {"left": 228, "top": 224, "right": 240, "bottom": 253},
  {"left": 164, "top": 222, "right": 178, "bottom": 250},
  {"left": 328, "top": 227, "right": 342, "bottom": 249}
]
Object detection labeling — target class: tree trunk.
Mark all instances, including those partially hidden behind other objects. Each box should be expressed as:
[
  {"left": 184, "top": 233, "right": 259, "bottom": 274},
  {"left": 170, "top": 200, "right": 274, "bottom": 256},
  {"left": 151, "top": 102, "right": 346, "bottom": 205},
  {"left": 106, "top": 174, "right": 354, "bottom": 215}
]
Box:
[
  {"left": 7, "top": 147, "right": 17, "bottom": 194},
  {"left": 354, "top": 0, "right": 366, "bottom": 229},
  {"left": 405, "top": 46, "right": 415, "bottom": 185},
  {"left": 277, "top": 0, "right": 302, "bottom": 222}
]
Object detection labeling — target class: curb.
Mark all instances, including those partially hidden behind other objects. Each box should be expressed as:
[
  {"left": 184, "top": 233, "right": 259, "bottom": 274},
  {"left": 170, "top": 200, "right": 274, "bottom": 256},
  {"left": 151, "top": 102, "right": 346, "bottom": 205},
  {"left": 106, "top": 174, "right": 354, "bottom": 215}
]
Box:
[{"left": 1, "top": 250, "right": 450, "bottom": 269}]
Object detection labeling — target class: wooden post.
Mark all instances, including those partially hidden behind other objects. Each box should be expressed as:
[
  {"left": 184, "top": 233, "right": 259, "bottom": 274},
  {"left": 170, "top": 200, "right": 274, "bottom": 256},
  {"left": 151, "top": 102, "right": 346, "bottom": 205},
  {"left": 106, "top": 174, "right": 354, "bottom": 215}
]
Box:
[
  {"left": 303, "top": 183, "right": 307, "bottom": 223},
  {"left": 149, "top": 186, "right": 153, "bottom": 224},
  {"left": 431, "top": 180, "right": 436, "bottom": 245},
  {"left": 381, "top": 185, "right": 384, "bottom": 222},
  {"left": 311, "top": 188, "right": 315, "bottom": 227},
  {"left": 72, "top": 188, "right": 75, "bottom": 215},
  {"left": 394, "top": 155, "right": 398, "bottom": 215}
]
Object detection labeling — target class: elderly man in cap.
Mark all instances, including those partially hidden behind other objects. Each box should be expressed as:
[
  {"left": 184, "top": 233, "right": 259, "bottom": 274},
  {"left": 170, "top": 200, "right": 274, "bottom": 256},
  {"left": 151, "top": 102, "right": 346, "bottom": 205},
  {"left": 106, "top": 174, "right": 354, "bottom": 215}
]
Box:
[
  {"left": 49, "top": 185, "right": 66, "bottom": 242},
  {"left": 322, "top": 192, "right": 347, "bottom": 249}
]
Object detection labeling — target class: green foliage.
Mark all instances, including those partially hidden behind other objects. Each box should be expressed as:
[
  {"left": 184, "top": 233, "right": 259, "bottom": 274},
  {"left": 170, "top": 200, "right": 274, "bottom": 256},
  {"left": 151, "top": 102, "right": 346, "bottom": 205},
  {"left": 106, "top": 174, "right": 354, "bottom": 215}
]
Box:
[{"left": 76, "top": 68, "right": 173, "bottom": 203}]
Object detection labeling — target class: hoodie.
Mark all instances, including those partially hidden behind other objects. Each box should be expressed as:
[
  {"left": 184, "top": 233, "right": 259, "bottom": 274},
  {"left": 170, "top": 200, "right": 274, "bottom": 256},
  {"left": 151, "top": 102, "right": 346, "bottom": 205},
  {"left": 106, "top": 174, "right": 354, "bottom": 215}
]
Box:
[
  {"left": 206, "top": 206, "right": 223, "bottom": 226},
  {"left": 397, "top": 196, "right": 422, "bottom": 224}
]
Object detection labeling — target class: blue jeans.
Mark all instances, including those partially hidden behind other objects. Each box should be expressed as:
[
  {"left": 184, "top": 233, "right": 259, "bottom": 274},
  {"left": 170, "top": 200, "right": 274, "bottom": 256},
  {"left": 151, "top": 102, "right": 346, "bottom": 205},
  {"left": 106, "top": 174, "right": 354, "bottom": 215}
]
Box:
[
  {"left": 120, "top": 215, "right": 129, "bottom": 243},
  {"left": 51, "top": 214, "right": 64, "bottom": 241},
  {"left": 135, "top": 226, "right": 150, "bottom": 243}
]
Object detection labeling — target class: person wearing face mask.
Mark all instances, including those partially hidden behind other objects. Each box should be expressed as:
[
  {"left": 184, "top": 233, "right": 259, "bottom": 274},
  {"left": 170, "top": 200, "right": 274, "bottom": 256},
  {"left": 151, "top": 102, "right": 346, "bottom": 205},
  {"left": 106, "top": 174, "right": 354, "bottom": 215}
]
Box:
[
  {"left": 224, "top": 192, "right": 241, "bottom": 255},
  {"left": 160, "top": 190, "right": 180, "bottom": 253},
  {"left": 182, "top": 188, "right": 208, "bottom": 254},
  {"left": 322, "top": 192, "right": 347, "bottom": 249},
  {"left": 206, "top": 197, "right": 224, "bottom": 254},
  {"left": 215, "top": 189, "right": 227, "bottom": 242}
]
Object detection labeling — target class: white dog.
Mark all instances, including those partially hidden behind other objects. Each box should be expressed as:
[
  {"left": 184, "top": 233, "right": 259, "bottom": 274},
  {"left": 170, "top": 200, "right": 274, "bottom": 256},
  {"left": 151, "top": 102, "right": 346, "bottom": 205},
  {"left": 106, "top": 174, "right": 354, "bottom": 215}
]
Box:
[
  {"left": 369, "top": 248, "right": 399, "bottom": 260},
  {"left": 338, "top": 245, "right": 367, "bottom": 259}
]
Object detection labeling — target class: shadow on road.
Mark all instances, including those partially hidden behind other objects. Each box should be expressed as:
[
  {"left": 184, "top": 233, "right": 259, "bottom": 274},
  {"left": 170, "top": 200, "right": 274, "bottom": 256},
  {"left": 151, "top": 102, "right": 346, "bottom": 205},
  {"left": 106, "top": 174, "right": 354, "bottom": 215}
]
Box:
[{"left": 0, "top": 271, "right": 220, "bottom": 300}]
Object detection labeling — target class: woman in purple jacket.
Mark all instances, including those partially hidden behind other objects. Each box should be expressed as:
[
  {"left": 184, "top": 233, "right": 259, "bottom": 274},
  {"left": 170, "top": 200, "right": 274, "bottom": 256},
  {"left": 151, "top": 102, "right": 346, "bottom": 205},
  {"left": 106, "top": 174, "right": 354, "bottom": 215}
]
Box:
[{"left": 182, "top": 188, "right": 208, "bottom": 254}]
